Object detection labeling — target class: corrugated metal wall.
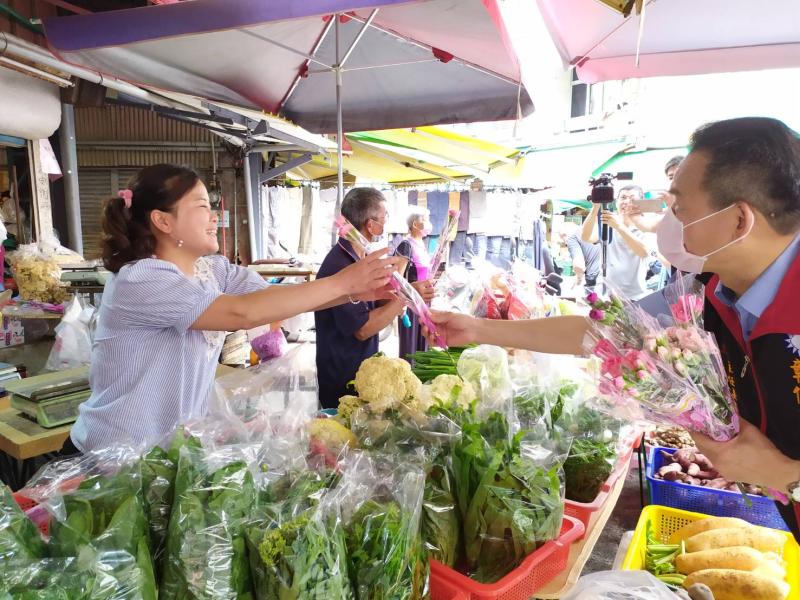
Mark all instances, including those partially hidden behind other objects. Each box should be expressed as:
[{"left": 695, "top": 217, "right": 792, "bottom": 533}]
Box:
[
  {"left": 75, "top": 106, "right": 214, "bottom": 143},
  {"left": 74, "top": 105, "right": 219, "bottom": 258}
]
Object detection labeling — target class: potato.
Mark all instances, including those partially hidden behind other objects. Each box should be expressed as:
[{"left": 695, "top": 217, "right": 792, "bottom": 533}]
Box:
[
  {"left": 684, "top": 569, "right": 790, "bottom": 600},
  {"left": 668, "top": 517, "right": 751, "bottom": 544},
  {"left": 685, "top": 527, "right": 786, "bottom": 555},
  {"left": 676, "top": 546, "right": 764, "bottom": 574}
]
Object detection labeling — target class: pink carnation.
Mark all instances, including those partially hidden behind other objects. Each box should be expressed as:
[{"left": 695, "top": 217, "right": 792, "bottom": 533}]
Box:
[{"left": 586, "top": 291, "right": 599, "bottom": 305}]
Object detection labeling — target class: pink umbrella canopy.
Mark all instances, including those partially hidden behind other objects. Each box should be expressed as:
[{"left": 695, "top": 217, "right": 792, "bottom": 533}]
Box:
[
  {"left": 43, "top": 0, "right": 534, "bottom": 133},
  {"left": 537, "top": 0, "right": 800, "bottom": 83}
]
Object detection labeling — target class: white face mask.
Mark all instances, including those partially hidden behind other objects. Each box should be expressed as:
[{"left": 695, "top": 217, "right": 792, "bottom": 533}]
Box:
[{"left": 656, "top": 204, "right": 752, "bottom": 274}]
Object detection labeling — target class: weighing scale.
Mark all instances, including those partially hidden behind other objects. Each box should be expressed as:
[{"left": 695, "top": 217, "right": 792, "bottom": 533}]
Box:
[{"left": 6, "top": 367, "right": 90, "bottom": 428}]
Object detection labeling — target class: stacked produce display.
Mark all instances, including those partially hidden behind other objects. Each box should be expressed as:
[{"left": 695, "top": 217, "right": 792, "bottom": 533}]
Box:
[{"left": 1, "top": 342, "right": 636, "bottom": 598}]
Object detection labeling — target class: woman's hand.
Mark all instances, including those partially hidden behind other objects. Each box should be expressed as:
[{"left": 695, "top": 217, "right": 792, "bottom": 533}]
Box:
[
  {"left": 691, "top": 419, "right": 800, "bottom": 491},
  {"left": 424, "top": 310, "right": 479, "bottom": 347},
  {"left": 411, "top": 280, "right": 435, "bottom": 304},
  {"left": 334, "top": 249, "right": 401, "bottom": 297}
]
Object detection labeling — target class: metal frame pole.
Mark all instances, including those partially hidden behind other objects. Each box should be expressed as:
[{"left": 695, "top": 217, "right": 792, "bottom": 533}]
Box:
[{"left": 59, "top": 103, "right": 83, "bottom": 255}]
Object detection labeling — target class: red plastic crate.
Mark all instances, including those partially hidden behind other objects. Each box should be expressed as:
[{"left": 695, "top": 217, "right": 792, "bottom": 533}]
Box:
[
  {"left": 431, "top": 574, "right": 470, "bottom": 600},
  {"left": 429, "top": 515, "right": 584, "bottom": 600},
  {"left": 564, "top": 431, "right": 637, "bottom": 532}
]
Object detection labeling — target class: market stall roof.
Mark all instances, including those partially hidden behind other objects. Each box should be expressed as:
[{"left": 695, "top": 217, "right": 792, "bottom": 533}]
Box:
[
  {"left": 41, "top": 0, "right": 534, "bottom": 133},
  {"left": 486, "top": 139, "right": 631, "bottom": 192},
  {"left": 282, "top": 125, "right": 522, "bottom": 183},
  {"left": 536, "top": 0, "right": 800, "bottom": 83}
]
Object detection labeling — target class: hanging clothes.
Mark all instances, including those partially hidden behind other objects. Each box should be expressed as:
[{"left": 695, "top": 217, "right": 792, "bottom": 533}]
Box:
[
  {"left": 457, "top": 191, "right": 470, "bottom": 232},
  {"left": 468, "top": 190, "right": 487, "bottom": 234}
]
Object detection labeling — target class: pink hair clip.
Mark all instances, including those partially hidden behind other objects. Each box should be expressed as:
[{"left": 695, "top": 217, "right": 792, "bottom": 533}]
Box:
[{"left": 118, "top": 189, "right": 133, "bottom": 209}]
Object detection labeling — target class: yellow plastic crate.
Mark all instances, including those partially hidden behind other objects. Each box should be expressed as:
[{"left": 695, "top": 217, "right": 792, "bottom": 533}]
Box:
[{"left": 622, "top": 504, "right": 799, "bottom": 599}]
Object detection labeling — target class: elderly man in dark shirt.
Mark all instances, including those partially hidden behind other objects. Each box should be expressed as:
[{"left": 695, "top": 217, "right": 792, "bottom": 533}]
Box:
[{"left": 315, "top": 188, "right": 434, "bottom": 409}]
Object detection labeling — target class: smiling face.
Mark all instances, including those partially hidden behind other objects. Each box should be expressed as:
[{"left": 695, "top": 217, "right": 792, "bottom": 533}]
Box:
[{"left": 151, "top": 180, "right": 219, "bottom": 256}]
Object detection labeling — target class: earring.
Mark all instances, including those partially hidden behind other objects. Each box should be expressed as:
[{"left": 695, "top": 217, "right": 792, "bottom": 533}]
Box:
[{"left": 177, "top": 240, "right": 184, "bottom": 248}]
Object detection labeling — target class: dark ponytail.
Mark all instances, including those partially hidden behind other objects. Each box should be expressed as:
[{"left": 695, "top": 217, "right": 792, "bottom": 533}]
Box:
[{"left": 101, "top": 164, "right": 200, "bottom": 273}]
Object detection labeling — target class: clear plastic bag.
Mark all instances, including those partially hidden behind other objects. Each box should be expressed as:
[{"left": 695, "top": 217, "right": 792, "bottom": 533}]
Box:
[
  {"left": 209, "top": 343, "right": 318, "bottom": 437},
  {"left": 0, "top": 484, "right": 47, "bottom": 573},
  {"left": 7, "top": 237, "right": 73, "bottom": 304},
  {"left": 329, "top": 452, "right": 427, "bottom": 600},
  {"left": 0, "top": 552, "right": 155, "bottom": 600},
  {"left": 159, "top": 437, "right": 257, "bottom": 600},
  {"left": 585, "top": 281, "right": 739, "bottom": 441},
  {"left": 457, "top": 345, "right": 513, "bottom": 417},
  {"left": 21, "top": 446, "right": 157, "bottom": 600},
  {"left": 562, "top": 570, "right": 681, "bottom": 600},
  {"left": 449, "top": 403, "right": 566, "bottom": 583},
  {"left": 45, "top": 296, "right": 95, "bottom": 371},
  {"left": 350, "top": 409, "right": 462, "bottom": 568},
  {"left": 244, "top": 452, "right": 351, "bottom": 600}
]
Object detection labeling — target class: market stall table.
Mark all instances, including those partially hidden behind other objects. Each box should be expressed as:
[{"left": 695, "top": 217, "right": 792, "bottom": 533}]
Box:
[
  {"left": 247, "top": 264, "right": 315, "bottom": 282},
  {"left": 0, "top": 406, "right": 71, "bottom": 490}
]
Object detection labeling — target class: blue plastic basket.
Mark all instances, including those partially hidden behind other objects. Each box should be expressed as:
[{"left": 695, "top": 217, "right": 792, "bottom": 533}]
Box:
[{"left": 647, "top": 446, "right": 789, "bottom": 531}]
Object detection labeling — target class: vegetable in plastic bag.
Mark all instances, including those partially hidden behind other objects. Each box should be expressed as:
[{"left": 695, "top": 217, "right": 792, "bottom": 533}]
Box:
[
  {"left": 457, "top": 345, "right": 512, "bottom": 416},
  {"left": 0, "top": 485, "right": 46, "bottom": 575},
  {"left": 160, "top": 439, "right": 256, "bottom": 600},
  {"left": 43, "top": 453, "right": 157, "bottom": 600},
  {"left": 335, "top": 453, "right": 427, "bottom": 600},
  {"left": 0, "top": 551, "right": 154, "bottom": 600},
  {"left": 350, "top": 409, "right": 462, "bottom": 569},
  {"left": 451, "top": 407, "right": 565, "bottom": 583}
]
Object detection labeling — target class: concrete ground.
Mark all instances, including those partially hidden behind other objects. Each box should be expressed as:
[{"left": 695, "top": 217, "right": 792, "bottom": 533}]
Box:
[{"left": 582, "top": 450, "right": 647, "bottom": 575}]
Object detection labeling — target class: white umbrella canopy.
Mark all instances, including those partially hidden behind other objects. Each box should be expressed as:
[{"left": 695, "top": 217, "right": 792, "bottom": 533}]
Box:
[{"left": 536, "top": 0, "right": 800, "bottom": 83}]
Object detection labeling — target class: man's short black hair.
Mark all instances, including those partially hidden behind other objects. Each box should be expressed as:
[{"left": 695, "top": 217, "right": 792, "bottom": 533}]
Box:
[
  {"left": 664, "top": 155, "right": 684, "bottom": 174},
  {"left": 690, "top": 117, "right": 800, "bottom": 235}
]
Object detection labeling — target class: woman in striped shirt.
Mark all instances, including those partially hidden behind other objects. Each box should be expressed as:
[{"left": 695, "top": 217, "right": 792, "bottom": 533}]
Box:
[{"left": 68, "top": 164, "right": 396, "bottom": 454}]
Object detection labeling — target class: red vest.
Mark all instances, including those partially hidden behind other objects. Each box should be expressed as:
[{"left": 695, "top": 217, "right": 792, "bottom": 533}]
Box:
[{"left": 702, "top": 253, "right": 800, "bottom": 540}]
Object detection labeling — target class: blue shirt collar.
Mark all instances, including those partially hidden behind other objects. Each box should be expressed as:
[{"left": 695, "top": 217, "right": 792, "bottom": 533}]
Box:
[{"left": 715, "top": 234, "right": 800, "bottom": 320}]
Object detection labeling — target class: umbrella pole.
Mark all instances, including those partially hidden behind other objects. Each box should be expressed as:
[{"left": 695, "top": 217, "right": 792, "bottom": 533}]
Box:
[{"left": 335, "top": 13, "right": 344, "bottom": 219}]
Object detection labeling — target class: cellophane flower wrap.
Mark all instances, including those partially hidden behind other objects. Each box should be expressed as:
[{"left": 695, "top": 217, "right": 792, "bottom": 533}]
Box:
[
  {"left": 428, "top": 209, "right": 460, "bottom": 279},
  {"left": 390, "top": 272, "right": 447, "bottom": 348},
  {"left": 584, "top": 277, "right": 739, "bottom": 442}
]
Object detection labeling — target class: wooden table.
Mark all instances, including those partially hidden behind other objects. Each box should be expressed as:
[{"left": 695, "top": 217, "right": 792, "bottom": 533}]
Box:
[
  {"left": 0, "top": 406, "right": 71, "bottom": 489},
  {"left": 535, "top": 460, "right": 630, "bottom": 598},
  {"left": 247, "top": 265, "right": 315, "bottom": 282}
]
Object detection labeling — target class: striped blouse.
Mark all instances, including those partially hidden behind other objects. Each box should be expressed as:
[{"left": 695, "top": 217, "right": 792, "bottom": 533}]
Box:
[{"left": 70, "top": 256, "right": 268, "bottom": 453}]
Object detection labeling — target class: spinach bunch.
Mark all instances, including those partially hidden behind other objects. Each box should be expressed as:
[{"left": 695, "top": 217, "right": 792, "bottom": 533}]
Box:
[
  {"left": 47, "top": 465, "right": 157, "bottom": 600},
  {"left": 160, "top": 440, "right": 256, "bottom": 600}
]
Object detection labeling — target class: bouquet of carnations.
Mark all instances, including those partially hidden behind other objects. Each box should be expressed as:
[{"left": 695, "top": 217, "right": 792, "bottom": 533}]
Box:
[{"left": 585, "top": 278, "right": 739, "bottom": 442}]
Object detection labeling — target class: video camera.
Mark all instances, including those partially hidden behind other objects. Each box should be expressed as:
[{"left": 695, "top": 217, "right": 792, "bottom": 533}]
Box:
[{"left": 588, "top": 171, "right": 633, "bottom": 204}]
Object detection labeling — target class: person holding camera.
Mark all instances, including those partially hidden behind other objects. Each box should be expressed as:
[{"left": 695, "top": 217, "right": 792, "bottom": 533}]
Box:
[{"left": 580, "top": 185, "right": 654, "bottom": 300}]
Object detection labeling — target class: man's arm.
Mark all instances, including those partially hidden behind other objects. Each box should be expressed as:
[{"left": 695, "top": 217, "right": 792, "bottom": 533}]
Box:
[
  {"left": 354, "top": 299, "right": 405, "bottom": 341},
  {"left": 614, "top": 226, "right": 650, "bottom": 258},
  {"left": 628, "top": 213, "right": 663, "bottom": 234},
  {"left": 581, "top": 205, "right": 600, "bottom": 244},
  {"left": 566, "top": 235, "right": 587, "bottom": 282}
]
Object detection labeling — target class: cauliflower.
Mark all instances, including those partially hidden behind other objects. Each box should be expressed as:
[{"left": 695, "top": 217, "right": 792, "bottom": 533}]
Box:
[
  {"left": 419, "top": 374, "right": 477, "bottom": 411},
  {"left": 353, "top": 355, "right": 422, "bottom": 412},
  {"left": 336, "top": 395, "right": 367, "bottom": 428}
]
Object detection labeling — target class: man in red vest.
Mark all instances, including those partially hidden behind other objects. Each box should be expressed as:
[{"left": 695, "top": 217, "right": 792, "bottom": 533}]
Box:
[{"left": 431, "top": 117, "right": 800, "bottom": 540}]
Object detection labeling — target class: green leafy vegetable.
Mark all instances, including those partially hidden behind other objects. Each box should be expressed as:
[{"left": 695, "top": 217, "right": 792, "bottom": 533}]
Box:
[
  {"left": 251, "top": 510, "right": 353, "bottom": 600},
  {"left": 47, "top": 465, "right": 157, "bottom": 600},
  {"left": 160, "top": 440, "right": 256, "bottom": 600},
  {"left": 0, "top": 485, "right": 46, "bottom": 569},
  {"left": 452, "top": 409, "right": 563, "bottom": 583},
  {"left": 345, "top": 498, "right": 425, "bottom": 600}
]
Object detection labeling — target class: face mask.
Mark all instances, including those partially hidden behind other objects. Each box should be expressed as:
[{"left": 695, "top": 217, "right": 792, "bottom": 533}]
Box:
[
  {"left": 656, "top": 204, "right": 751, "bottom": 274},
  {"left": 419, "top": 223, "right": 433, "bottom": 236}
]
